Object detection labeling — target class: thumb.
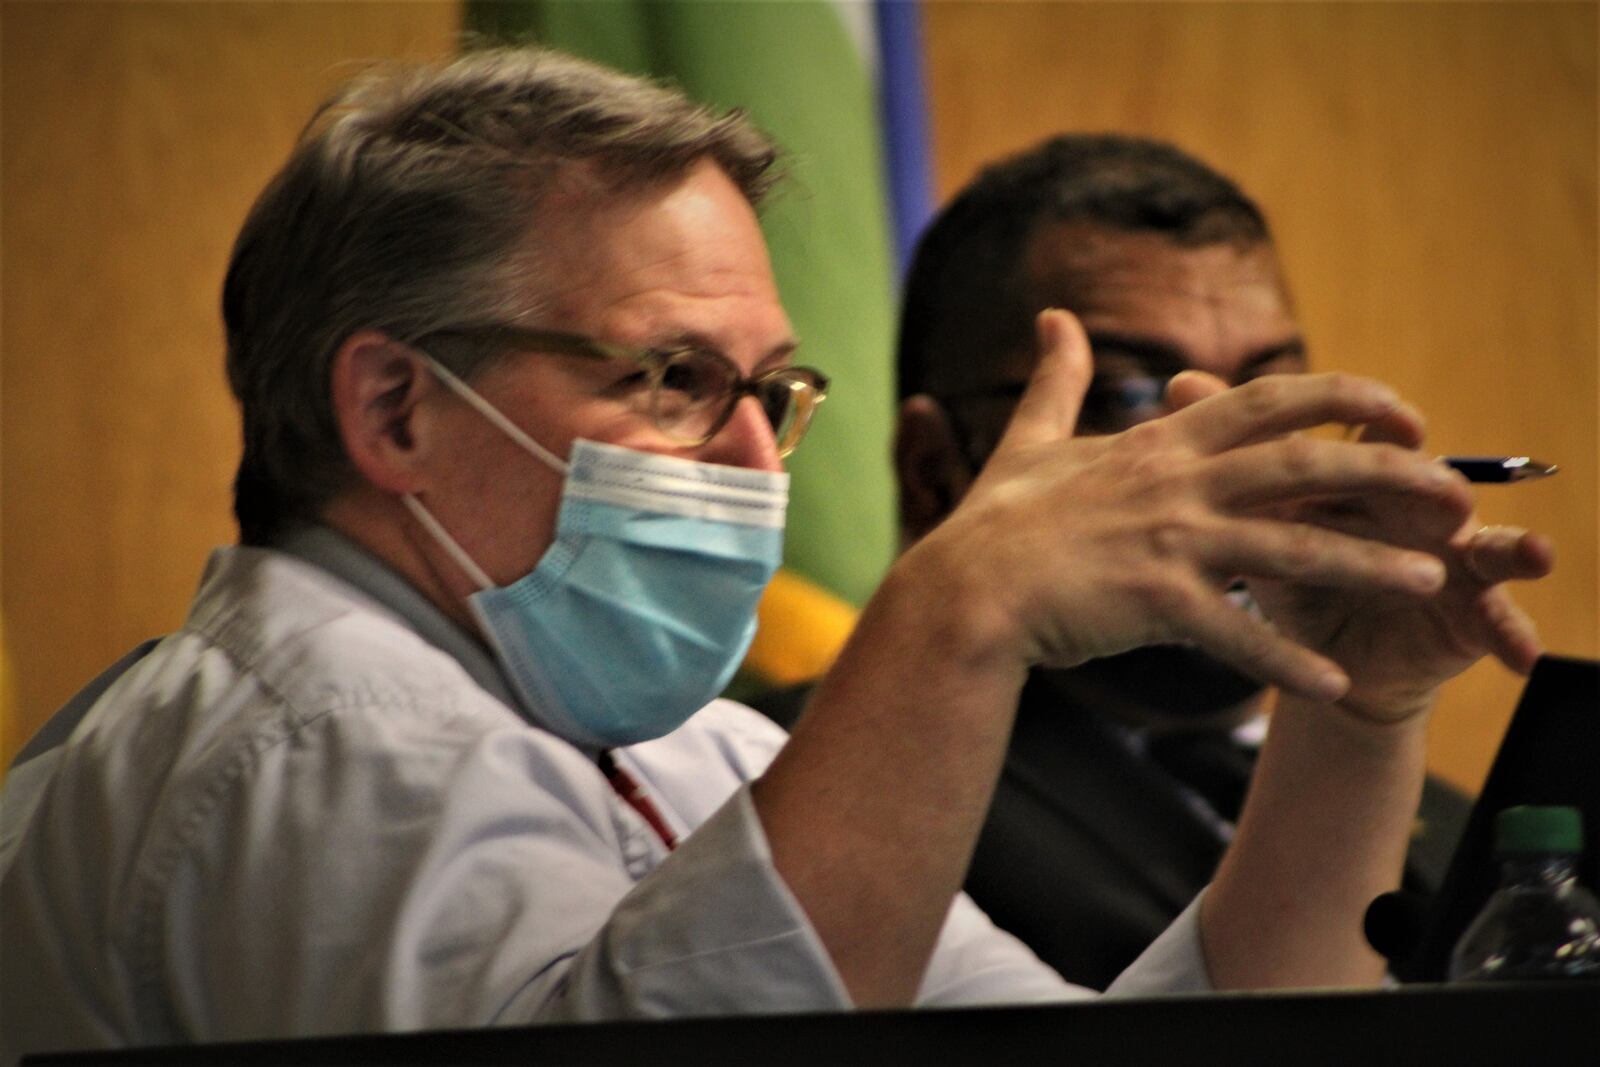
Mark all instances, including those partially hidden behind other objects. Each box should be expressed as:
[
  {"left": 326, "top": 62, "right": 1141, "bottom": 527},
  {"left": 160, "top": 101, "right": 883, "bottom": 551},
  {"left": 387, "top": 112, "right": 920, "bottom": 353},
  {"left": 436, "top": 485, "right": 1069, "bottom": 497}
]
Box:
[
  {"left": 994, "top": 308, "right": 1093, "bottom": 452},
  {"left": 1164, "top": 369, "right": 1229, "bottom": 413}
]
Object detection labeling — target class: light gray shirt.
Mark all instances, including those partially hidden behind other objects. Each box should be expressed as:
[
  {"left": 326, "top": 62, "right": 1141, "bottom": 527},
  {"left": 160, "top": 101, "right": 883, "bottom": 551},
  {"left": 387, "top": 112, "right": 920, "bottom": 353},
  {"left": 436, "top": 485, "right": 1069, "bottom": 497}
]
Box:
[{"left": 0, "top": 537, "right": 1209, "bottom": 1063}]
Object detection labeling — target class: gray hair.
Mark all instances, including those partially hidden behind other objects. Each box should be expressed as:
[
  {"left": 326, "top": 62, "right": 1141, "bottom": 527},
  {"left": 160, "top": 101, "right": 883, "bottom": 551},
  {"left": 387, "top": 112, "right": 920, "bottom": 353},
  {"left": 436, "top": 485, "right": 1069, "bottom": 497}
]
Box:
[{"left": 223, "top": 47, "right": 781, "bottom": 544}]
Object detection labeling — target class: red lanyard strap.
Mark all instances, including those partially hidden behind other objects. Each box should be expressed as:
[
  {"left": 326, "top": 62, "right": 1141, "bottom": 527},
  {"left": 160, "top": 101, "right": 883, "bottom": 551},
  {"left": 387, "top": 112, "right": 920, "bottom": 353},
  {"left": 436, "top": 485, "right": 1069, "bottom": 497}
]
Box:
[{"left": 598, "top": 751, "right": 679, "bottom": 851}]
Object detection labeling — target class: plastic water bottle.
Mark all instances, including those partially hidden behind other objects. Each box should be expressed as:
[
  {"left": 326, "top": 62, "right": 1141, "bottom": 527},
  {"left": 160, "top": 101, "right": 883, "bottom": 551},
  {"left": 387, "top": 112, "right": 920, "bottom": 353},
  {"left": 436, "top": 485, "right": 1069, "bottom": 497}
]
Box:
[{"left": 1448, "top": 805, "right": 1600, "bottom": 981}]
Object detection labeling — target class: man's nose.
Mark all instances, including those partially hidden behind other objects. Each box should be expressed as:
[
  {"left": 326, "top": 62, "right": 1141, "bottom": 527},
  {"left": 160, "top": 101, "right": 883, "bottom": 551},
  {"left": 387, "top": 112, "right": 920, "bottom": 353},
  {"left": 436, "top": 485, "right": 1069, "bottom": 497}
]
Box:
[{"left": 696, "top": 394, "right": 784, "bottom": 472}]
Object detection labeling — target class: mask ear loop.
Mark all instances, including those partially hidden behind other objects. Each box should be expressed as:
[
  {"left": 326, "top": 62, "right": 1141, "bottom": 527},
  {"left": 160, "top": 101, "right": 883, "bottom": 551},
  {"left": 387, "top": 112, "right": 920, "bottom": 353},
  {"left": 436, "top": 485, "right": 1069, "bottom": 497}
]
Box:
[
  {"left": 422, "top": 355, "right": 570, "bottom": 475},
  {"left": 402, "top": 494, "right": 496, "bottom": 592},
  {"left": 400, "top": 356, "right": 572, "bottom": 592}
]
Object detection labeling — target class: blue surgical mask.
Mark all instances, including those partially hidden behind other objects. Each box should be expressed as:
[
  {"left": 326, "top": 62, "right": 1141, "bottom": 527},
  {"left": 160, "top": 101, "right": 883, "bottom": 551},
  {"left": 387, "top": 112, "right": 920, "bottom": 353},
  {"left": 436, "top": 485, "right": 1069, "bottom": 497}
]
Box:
[{"left": 403, "top": 359, "right": 787, "bottom": 749}]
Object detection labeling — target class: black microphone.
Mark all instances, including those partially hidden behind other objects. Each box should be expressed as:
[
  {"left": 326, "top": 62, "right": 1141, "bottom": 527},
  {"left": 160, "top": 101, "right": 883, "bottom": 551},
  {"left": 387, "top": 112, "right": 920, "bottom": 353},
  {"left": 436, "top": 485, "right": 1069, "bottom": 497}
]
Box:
[{"left": 1363, "top": 890, "right": 1431, "bottom": 970}]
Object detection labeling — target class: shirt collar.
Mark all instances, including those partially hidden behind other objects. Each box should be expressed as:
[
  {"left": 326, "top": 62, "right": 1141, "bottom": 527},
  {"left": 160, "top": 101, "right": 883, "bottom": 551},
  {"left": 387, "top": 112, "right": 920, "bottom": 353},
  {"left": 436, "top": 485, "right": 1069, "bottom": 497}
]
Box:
[{"left": 273, "top": 524, "right": 532, "bottom": 727}]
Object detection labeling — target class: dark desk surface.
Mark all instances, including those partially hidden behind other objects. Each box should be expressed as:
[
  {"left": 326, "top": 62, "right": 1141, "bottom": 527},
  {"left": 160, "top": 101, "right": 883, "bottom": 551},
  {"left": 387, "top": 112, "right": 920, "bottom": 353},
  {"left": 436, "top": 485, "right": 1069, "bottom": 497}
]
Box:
[{"left": 26, "top": 982, "right": 1599, "bottom": 1067}]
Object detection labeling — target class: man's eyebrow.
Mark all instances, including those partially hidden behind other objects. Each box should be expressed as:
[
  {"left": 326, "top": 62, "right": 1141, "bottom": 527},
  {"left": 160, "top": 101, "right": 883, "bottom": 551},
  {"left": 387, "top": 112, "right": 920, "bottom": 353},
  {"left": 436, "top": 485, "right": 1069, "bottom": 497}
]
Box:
[
  {"left": 1085, "top": 333, "right": 1310, "bottom": 377},
  {"left": 1238, "top": 338, "right": 1308, "bottom": 373},
  {"left": 1082, "top": 332, "right": 1190, "bottom": 375},
  {"left": 654, "top": 331, "right": 799, "bottom": 368}
]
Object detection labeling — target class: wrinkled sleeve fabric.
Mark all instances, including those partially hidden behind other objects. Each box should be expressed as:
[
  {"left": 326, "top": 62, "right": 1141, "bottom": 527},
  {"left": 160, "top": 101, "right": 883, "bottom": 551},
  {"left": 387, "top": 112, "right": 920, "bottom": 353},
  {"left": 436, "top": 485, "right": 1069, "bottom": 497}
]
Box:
[
  {"left": 163, "top": 689, "right": 1201, "bottom": 1037},
  {"left": 915, "top": 882, "right": 1212, "bottom": 1007},
  {"left": 153, "top": 693, "right": 852, "bottom": 1040},
  {"left": 518, "top": 786, "right": 851, "bottom": 1021},
  {"left": 151, "top": 684, "right": 1207, "bottom": 1037}
]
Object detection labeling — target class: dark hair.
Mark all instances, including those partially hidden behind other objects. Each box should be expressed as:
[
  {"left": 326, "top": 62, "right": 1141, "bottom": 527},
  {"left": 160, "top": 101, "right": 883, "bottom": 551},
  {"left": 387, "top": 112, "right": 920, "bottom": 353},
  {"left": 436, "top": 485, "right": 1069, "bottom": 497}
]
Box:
[
  {"left": 896, "top": 134, "right": 1269, "bottom": 401},
  {"left": 224, "top": 48, "right": 780, "bottom": 545}
]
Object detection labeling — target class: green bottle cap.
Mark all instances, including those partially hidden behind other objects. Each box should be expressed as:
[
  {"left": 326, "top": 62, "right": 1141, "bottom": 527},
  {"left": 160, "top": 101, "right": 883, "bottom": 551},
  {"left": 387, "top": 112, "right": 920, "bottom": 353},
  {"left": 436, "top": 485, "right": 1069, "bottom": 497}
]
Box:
[{"left": 1494, "top": 805, "right": 1584, "bottom": 855}]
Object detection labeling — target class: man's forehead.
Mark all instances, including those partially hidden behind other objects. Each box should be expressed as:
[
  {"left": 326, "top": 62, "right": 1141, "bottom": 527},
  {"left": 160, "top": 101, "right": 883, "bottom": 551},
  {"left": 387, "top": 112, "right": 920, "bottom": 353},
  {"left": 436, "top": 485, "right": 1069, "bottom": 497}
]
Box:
[
  {"left": 528, "top": 163, "right": 767, "bottom": 287},
  {"left": 919, "top": 221, "right": 1300, "bottom": 398},
  {"left": 1036, "top": 223, "right": 1299, "bottom": 375},
  {"left": 1023, "top": 221, "right": 1292, "bottom": 315},
  {"left": 507, "top": 159, "right": 791, "bottom": 358}
]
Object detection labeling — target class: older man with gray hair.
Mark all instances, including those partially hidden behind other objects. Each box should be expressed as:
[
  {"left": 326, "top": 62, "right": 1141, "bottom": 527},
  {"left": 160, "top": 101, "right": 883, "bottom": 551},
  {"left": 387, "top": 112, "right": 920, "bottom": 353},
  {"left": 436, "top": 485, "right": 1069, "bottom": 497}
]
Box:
[{"left": 0, "top": 48, "right": 1551, "bottom": 1061}]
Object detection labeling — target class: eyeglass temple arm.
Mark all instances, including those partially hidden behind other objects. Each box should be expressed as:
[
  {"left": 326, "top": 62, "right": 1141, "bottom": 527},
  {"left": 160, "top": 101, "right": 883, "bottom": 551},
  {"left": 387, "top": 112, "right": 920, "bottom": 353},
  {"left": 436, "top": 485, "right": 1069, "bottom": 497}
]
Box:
[{"left": 420, "top": 326, "right": 638, "bottom": 365}]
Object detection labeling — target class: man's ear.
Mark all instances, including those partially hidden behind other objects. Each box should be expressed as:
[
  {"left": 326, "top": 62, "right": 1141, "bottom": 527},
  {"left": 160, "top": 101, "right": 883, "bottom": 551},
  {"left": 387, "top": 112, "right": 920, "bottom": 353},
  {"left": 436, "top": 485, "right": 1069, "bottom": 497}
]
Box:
[
  {"left": 894, "top": 395, "right": 975, "bottom": 547},
  {"left": 329, "top": 330, "right": 433, "bottom": 495}
]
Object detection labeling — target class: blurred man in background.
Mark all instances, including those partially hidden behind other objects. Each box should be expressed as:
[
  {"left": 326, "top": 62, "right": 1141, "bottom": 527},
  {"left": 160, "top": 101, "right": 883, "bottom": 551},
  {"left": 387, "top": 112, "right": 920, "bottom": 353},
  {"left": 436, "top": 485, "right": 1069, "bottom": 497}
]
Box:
[{"left": 762, "top": 134, "right": 1474, "bottom": 988}]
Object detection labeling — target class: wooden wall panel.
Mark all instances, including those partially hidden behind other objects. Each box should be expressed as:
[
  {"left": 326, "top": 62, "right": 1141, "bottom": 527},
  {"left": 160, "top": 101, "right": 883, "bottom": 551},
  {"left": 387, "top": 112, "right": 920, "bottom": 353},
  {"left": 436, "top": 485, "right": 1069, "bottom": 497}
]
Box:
[
  {"left": 923, "top": 1, "right": 1598, "bottom": 793},
  {"left": 3, "top": 2, "right": 1593, "bottom": 797},
  {"left": 1, "top": 2, "right": 461, "bottom": 767}
]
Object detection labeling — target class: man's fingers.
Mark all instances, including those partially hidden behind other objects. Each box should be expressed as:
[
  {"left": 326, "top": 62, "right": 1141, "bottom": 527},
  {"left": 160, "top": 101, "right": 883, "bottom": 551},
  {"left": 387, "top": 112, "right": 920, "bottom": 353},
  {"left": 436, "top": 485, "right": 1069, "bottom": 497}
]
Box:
[
  {"left": 1475, "top": 586, "right": 1544, "bottom": 675},
  {"left": 993, "top": 309, "right": 1093, "bottom": 451},
  {"left": 1164, "top": 370, "right": 1228, "bottom": 413},
  {"left": 1200, "top": 519, "right": 1447, "bottom": 595},
  {"left": 1170, "top": 373, "right": 1414, "bottom": 453},
  {"left": 1347, "top": 401, "right": 1429, "bottom": 450},
  {"left": 1208, "top": 438, "right": 1473, "bottom": 515},
  {"left": 1167, "top": 591, "right": 1350, "bottom": 703},
  {"left": 1465, "top": 526, "right": 1557, "bottom": 585}
]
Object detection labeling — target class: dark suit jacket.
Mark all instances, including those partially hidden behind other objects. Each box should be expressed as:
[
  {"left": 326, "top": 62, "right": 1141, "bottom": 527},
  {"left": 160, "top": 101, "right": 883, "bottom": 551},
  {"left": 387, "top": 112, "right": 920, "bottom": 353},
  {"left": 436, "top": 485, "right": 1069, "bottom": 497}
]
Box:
[{"left": 749, "top": 674, "right": 1471, "bottom": 991}]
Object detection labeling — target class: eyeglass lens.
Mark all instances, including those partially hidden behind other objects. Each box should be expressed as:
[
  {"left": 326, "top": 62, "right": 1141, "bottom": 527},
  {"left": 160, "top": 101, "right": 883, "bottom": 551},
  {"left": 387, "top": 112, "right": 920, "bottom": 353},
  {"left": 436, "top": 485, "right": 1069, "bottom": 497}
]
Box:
[
  {"left": 1077, "top": 375, "right": 1170, "bottom": 434},
  {"left": 649, "top": 350, "right": 821, "bottom": 455},
  {"left": 651, "top": 352, "right": 735, "bottom": 433}
]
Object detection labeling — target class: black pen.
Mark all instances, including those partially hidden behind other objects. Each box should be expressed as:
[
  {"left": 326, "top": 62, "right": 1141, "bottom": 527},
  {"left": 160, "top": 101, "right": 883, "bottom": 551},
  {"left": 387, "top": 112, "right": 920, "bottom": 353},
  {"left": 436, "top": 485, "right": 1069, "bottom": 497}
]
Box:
[{"left": 1441, "top": 456, "right": 1559, "bottom": 483}]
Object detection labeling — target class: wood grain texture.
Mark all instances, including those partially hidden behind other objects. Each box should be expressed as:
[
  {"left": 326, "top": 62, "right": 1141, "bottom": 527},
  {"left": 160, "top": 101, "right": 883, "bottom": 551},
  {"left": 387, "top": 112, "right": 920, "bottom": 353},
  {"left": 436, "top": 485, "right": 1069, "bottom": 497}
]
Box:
[
  {"left": 923, "top": 1, "right": 1597, "bottom": 793},
  {"left": 1, "top": 1, "right": 460, "bottom": 767}
]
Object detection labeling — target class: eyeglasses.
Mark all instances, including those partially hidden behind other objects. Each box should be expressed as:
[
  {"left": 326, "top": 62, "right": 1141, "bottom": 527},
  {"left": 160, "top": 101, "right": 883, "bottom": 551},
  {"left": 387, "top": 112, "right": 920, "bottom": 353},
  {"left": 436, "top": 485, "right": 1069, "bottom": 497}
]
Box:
[
  {"left": 938, "top": 373, "right": 1173, "bottom": 466},
  {"left": 415, "top": 325, "right": 830, "bottom": 458},
  {"left": 1079, "top": 374, "right": 1172, "bottom": 433}
]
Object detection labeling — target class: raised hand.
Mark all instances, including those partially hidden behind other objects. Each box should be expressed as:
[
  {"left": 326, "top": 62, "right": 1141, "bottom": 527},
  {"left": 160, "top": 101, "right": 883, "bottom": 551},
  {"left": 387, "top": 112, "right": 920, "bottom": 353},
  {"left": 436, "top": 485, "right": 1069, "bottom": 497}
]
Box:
[
  {"left": 1168, "top": 364, "right": 1553, "bottom": 721},
  {"left": 1248, "top": 448, "right": 1551, "bottom": 723},
  {"left": 915, "top": 309, "right": 1485, "bottom": 705}
]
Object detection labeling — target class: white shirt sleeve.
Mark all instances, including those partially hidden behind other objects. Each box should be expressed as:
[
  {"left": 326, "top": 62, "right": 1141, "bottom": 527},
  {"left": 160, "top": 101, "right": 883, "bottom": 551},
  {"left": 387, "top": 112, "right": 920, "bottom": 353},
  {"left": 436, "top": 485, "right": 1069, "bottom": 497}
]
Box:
[
  {"left": 156, "top": 704, "right": 854, "bottom": 1037},
  {"left": 519, "top": 786, "right": 852, "bottom": 1021},
  {"left": 1105, "top": 893, "right": 1213, "bottom": 997}
]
